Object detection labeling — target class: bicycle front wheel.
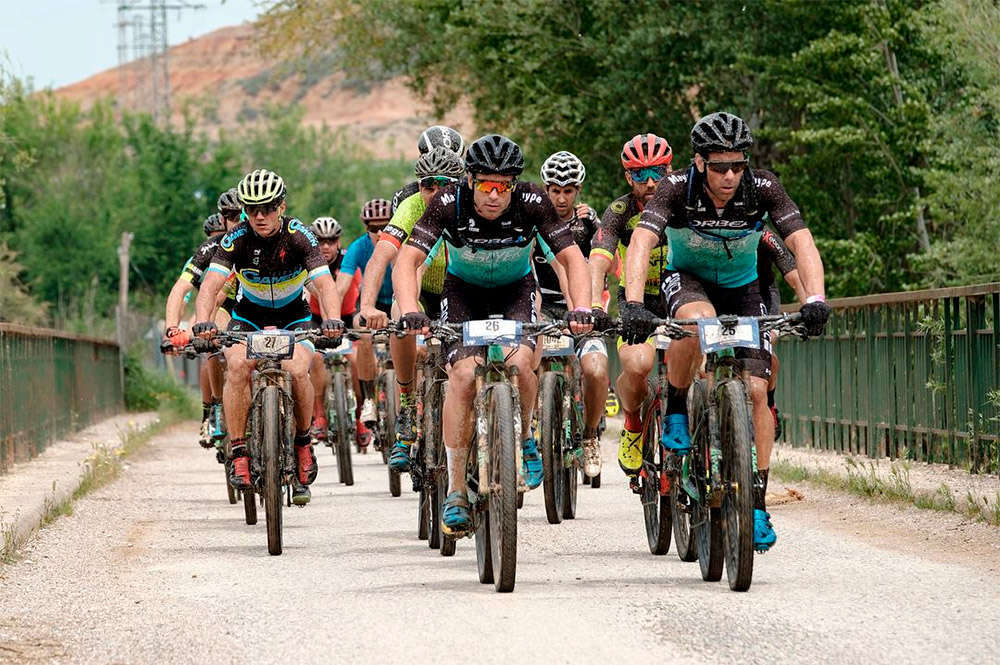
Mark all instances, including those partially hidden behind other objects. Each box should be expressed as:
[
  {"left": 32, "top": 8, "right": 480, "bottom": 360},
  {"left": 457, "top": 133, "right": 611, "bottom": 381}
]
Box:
[
  {"left": 382, "top": 370, "right": 402, "bottom": 496},
  {"left": 691, "top": 380, "right": 722, "bottom": 581},
  {"left": 333, "top": 373, "right": 354, "bottom": 486},
  {"left": 487, "top": 384, "right": 518, "bottom": 592},
  {"left": 640, "top": 386, "right": 671, "bottom": 555},
  {"left": 672, "top": 379, "right": 706, "bottom": 563},
  {"left": 719, "top": 379, "right": 755, "bottom": 591},
  {"left": 539, "top": 372, "right": 565, "bottom": 525},
  {"left": 262, "top": 386, "right": 283, "bottom": 556}
]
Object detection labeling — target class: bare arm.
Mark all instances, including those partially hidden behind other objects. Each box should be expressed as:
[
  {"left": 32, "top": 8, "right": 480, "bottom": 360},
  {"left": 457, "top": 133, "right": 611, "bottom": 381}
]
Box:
[
  {"left": 784, "top": 229, "right": 825, "bottom": 301},
  {"left": 164, "top": 279, "right": 195, "bottom": 330},
  {"left": 335, "top": 271, "right": 354, "bottom": 304},
  {"left": 784, "top": 269, "right": 808, "bottom": 304},
  {"left": 550, "top": 257, "right": 572, "bottom": 309},
  {"left": 313, "top": 273, "right": 342, "bottom": 325},
  {"left": 624, "top": 228, "right": 658, "bottom": 303},
  {"left": 555, "top": 245, "right": 593, "bottom": 332},
  {"left": 194, "top": 271, "right": 227, "bottom": 325},
  {"left": 392, "top": 245, "right": 427, "bottom": 316},
  {"left": 589, "top": 253, "right": 612, "bottom": 309}
]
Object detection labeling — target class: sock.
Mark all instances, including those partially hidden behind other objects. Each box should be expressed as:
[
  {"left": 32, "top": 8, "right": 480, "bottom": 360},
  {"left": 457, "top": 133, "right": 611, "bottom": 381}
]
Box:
[
  {"left": 754, "top": 468, "right": 769, "bottom": 510},
  {"left": 767, "top": 389, "right": 775, "bottom": 408},
  {"left": 397, "top": 378, "right": 414, "bottom": 395},
  {"left": 623, "top": 409, "right": 641, "bottom": 432},
  {"left": 231, "top": 439, "right": 247, "bottom": 457},
  {"left": 202, "top": 402, "right": 211, "bottom": 421},
  {"left": 294, "top": 430, "right": 311, "bottom": 447},
  {"left": 666, "top": 384, "right": 688, "bottom": 415},
  {"left": 398, "top": 379, "right": 416, "bottom": 408},
  {"left": 583, "top": 426, "right": 598, "bottom": 438},
  {"left": 360, "top": 379, "right": 374, "bottom": 402}
]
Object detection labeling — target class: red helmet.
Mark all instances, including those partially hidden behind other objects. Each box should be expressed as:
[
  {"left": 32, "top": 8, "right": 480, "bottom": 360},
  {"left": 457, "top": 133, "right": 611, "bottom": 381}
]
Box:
[{"left": 620, "top": 133, "right": 673, "bottom": 169}]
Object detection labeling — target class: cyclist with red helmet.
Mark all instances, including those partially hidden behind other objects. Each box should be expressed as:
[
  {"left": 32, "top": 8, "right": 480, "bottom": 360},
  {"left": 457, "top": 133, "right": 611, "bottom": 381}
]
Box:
[
  {"left": 338, "top": 199, "right": 394, "bottom": 439},
  {"left": 589, "top": 133, "right": 674, "bottom": 477}
]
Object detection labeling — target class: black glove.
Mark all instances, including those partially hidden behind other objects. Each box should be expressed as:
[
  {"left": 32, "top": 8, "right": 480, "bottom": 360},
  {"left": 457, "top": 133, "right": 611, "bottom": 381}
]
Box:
[
  {"left": 320, "top": 318, "right": 344, "bottom": 336},
  {"left": 800, "top": 300, "right": 832, "bottom": 337},
  {"left": 400, "top": 311, "right": 432, "bottom": 331},
  {"left": 591, "top": 307, "right": 612, "bottom": 332},
  {"left": 159, "top": 339, "right": 174, "bottom": 354},
  {"left": 620, "top": 301, "right": 658, "bottom": 345},
  {"left": 564, "top": 308, "right": 594, "bottom": 327},
  {"left": 192, "top": 321, "right": 217, "bottom": 337},
  {"left": 192, "top": 336, "right": 217, "bottom": 353},
  {"left": 314, "top": 336, "right": 337, "bottom": 350}
]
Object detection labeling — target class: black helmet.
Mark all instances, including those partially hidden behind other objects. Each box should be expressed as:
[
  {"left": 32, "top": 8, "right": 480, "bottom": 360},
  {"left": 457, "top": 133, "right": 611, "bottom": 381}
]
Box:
[
  {"left": 691, "top": 112, "right": 753, "bottom": 156},
  {"left": 217, "top": 187, "right": 241, "bottom": 215},
  {"left": 417, "top": 125, "right": 465, "bottom": 156},
  {"left": 203, "top": 213, "right": 225, "bottom": 236},
  {"left": 465, "top": 134, "right": 524, "bottom": 176}
]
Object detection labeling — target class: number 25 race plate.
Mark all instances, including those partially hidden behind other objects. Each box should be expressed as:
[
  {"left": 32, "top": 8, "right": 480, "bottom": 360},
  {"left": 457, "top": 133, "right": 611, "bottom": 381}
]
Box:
[
  {"left": 463, "top": 319, "right": 522, "bottom": 346},
  {"left": 697, "top": 318, "right": 760, "bottom": 353}
]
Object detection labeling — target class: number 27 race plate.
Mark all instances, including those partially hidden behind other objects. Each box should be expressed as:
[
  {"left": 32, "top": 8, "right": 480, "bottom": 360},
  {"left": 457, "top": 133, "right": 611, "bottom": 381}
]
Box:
[{"left": 246, "top": 330, "right": 296, "bottom": 359}]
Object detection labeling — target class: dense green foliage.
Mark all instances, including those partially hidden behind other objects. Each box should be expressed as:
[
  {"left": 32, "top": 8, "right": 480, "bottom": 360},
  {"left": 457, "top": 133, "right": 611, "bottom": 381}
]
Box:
[
  {"left": 260, "top": 0, "right": 1000, "bottom": 294},
  {"left": 122, "top": 346, "right": 198, "bottom": 418},
  {"left": 0, "top": 75, "right": 410, "bottom": 329}
]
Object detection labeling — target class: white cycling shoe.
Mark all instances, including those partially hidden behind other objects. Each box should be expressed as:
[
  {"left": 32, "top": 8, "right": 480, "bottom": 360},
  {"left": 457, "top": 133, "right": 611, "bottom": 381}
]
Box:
[{"left": 360, "top": 398, "right": 376, "bottom": 425}]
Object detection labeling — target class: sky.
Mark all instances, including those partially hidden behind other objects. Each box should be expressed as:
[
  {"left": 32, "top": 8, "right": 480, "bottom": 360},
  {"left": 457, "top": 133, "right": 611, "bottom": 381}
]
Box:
[{"left": 0, "top": 0, "right": 263, "bottom": 90}]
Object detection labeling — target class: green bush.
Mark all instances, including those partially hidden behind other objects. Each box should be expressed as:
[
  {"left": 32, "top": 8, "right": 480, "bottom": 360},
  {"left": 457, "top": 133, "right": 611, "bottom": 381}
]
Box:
[{"left": 123, "top": 347, "right": 198, "bottom": 418}]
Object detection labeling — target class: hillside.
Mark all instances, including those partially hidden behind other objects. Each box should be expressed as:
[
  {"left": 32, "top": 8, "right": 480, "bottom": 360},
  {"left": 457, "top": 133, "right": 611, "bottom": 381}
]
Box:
[{"left": 53, "top": 24, "right": 472, "bottom": 158}]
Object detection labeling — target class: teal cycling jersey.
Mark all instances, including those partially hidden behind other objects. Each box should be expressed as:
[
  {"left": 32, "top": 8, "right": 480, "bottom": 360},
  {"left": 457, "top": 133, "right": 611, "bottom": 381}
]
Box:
[
  {"left": 637, "top": 167, "right": 806, "bottom": 288},
  {"left": 405, "top": 182, "right": 573, "bottom": 289}
]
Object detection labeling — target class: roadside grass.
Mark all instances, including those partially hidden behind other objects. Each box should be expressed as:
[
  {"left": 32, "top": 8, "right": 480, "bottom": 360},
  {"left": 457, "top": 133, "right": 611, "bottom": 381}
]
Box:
[{"left": 771, "top": 455, "right": 1000, "bottom": 526}]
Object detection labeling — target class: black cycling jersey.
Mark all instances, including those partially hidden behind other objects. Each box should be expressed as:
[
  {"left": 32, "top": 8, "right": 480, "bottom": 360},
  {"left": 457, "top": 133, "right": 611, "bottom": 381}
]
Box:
[
  {"left": 591, "top": 192, "right": 670, "bottom": 297},
  {"left": 180, "top": 236, "right": 222, "bottom": 289},
  {"left": 757, "top": 228, "right": 796, "bottom": 291},
  {"left": 532, "top": 205, "right": 599, "bottom": 303},
  {"left": 391, "top": 180, "right": 419, "bottom": 215}
]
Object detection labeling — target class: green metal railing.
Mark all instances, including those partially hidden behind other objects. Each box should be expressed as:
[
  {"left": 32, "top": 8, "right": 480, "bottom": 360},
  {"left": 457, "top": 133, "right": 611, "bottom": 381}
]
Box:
[
  {"left": 777, "top": 283, "right": 999, "bottom": 473},
  {"left": 0, "top": 323, "right": 123, "bottom": 474}
]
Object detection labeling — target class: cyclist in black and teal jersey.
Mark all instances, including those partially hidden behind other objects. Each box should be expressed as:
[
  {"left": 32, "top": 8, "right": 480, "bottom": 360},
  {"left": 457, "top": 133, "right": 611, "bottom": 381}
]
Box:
[
  {"left": 622, "top": 112, "right": 830, "bottom": 551},
  {"left": 392, "top": 134, "right": 594, "bottom": 536},
  {"left": 360, "top": 147, "right": 466, "bottom": 472}
]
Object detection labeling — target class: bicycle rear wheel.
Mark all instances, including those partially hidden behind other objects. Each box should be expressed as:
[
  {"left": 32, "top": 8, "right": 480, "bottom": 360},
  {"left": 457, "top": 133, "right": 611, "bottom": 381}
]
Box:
[
  {"left": 262, "top": 386, "right": 283, "bottom": 556},
  {"left": 691, "top": 381, "right": 722, "bottom": 580},
  {"left": 382, "top": 370, "right": 402, "bottom": 496},
  {"left": 333, "top": 373, "right": 354, "bottom": 486},
  {"left": 488, "top": 384, "right": 518, "bottom": 592},
  {"left": 540, "top": 372, "right": 565, "bottom": 525},
  {"left": 672, "top": 380, "right": 706, "bottom": 563},
  {"left": 719, "top": 380, "right": 755, "bottom": 591},
  {"left": 641, "top": 391, "right": 671, "bottom": 555},
  {"left": 423, "top": 378, "right": 444, "bottom": 549}
]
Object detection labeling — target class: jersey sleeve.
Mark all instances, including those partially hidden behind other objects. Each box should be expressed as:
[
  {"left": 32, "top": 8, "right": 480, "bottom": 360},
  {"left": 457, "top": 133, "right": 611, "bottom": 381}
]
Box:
[
  {"left": 288, "top": 218, "right": 331, "bottom": 282},
  {"left": 530, "top": 186, "right": 573, "bottom": 254},
  {"left": 590, "top": 199, "right": 627, "bottom": 262},
  {"left": 637, "top": 174, "right": 686, "bottom": 236},
  {"left": 756, "top": 170, "right": 807, "bottom": 238},
  {"left": 537, "top": 236, "right": 556, "bottom": 262},
  {"left": 760, "top": 229, "right": 797, "bottom": 276},
  {"left": 381, "top": 192, "right": 423, "bottom": 249},
  {"left": 405, "top": 189, "right": 452, "bottom": 256},
  {"left": 208, "top": 226, "right": 243, "bottom": 277}
]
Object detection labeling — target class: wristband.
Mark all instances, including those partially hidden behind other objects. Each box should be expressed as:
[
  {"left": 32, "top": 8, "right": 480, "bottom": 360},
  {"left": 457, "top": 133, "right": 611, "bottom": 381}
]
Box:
[
  {"left": 573, "top": 306, "right": 591, "bottom": 313},
  {"left": 805, "top": 295, "right": 826, "bottom": 304},
  {"left": 591, "top": 302, "right": 605, "bottom": 310}
]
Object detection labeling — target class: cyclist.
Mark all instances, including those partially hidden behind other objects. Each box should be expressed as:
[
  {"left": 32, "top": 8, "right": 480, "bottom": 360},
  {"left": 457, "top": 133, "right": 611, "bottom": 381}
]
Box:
[
  {"left": 391, "top": 125, "right": 466, "bottom": 213},
  {"left": 162, "top": 192, "right": 243, "bottom": 446},
  {"left": 307, "top": 217, "right": 362, "bottom": 442},
  {"left": 360, "top": 147, "right": 465, "bottom": 472},
  {"left": 192, "top": 169, "right": 344, "bottom": 506},
  {"left": 393, "top": 134, "right": 594, "bottom": 536},
  {"left": 588, "top": 133, "right": 674, "bottom": 477},
  {"left": 338, "top": 199, "right": 394, "bottom": 441},
  {"left": 621, "top": 112, "right": 830, "bottom": 551},
  {"left": 533, "top": 150, "right": 606, "bottom": 478}
]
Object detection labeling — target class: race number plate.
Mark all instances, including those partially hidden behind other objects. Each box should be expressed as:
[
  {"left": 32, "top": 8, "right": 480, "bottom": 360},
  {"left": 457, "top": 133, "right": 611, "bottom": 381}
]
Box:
[
  {"left": 654, "top": 333, "right": 672, "bottom": 350},
  {"left": 697, "top": 318, "right": 760, "bottom": 353},
  {"left": 463, "top": 319, "right": 522, "bottom": 346},
  {"left": 541, "top": 334, "right": 574, "bottom": 357},
  {"left": 246, "top": 330, "right": 296, "bottom": 359}
]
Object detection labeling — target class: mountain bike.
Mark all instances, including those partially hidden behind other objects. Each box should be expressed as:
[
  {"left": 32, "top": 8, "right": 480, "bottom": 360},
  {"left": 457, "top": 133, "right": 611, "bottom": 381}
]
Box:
[
  {"left": 321, "top": 334, "right": 358, "bottom": 486},
  {"left": 411, "top": 334, "right": 452, "bottom": 553},
  {"left": 371, "top": 331, "right": 402, "bottom": 496},
  {"left": 655, "top": 313, "right": 805, "bottom": 591},
  {"left": 430, "top": 320, "right": 558, "bottom": 592}
]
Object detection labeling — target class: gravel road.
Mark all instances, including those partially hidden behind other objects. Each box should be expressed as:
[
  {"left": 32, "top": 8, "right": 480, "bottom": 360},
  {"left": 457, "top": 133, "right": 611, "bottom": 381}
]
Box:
[{"left": 0, "top": 423, "right": 997, "bottom": 665}]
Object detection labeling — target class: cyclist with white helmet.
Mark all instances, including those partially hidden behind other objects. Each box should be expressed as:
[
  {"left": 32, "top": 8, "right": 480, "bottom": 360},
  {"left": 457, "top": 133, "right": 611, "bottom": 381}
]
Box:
[
  {"left": 360, "top": 147, "right": 465, "bottom": 472},
  {"left": 193, "top": 169, "right": 344, "bottom": 506},
  {"left": 339, "top": 199, "right": 394, "bottom": 436},
  {"left": 534, "top": 150, "right": 606, "bottom": 477},
  {"left": 390, "top": 125, "right": 466, "bottom": 214}
]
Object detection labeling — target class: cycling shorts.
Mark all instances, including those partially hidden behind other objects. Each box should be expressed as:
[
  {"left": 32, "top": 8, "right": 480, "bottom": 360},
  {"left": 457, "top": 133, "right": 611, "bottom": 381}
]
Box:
[
  {"left": 420, "top": 291, "right": 442, "bottom": 321},
  {"left": 228, "top": 300, "right": 315, "bottom": 352},
  {"left": 440, "top": 272, "right": 538, "bottom": 365},
  {"left": 661, "top": 271, "right": 771, "bottom": 380}
]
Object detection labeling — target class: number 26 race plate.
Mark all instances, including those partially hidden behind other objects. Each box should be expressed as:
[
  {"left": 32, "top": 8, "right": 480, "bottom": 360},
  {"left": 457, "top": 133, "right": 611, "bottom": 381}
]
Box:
[{"left": 463, "top": 319, "right": 522, "bottom": 346}]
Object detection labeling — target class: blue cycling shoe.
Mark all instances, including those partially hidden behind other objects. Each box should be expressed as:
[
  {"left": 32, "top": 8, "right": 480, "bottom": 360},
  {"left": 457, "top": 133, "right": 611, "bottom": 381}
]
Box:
[
  {"left": 754, "top": 509, "right": 777, "bottom": 552},
  {"left": 521, "top": 437, "right": 544, "bottom": 489},
  {"left": 661, "top": 413, "right": 691, "bottom": 455},
  {"left": 388, "top": 441, "right": 411, "bottom": 472},
  {"left": 441, "top": 491, "right": 471, "bottom": 536}
]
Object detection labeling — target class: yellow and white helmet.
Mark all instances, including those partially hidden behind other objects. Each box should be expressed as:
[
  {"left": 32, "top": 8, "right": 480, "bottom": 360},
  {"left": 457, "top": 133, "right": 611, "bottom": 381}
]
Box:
[{"left": 237, "top": 169, "right": 286, "bottom": 206}]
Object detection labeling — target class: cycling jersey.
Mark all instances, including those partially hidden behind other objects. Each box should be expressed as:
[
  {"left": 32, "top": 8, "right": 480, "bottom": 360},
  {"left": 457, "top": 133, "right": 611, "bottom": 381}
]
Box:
[
  {"left": 207, "top": 217, "right": 330, "bottom": 309},
  {"left": 380, "top": 192, "right": 448, "bottom": 295},
  {"left": 757, "top": 228, "right": 796, "bottom": 288},
  {"left": 406, "top": 182, "right": 573, "bottom": 289},
  {"left": 180, "top": 236, "right": 222, "bottom": 289},
  {"left": 342, "top": 233, "right": 393, "bottom": 305},
  {"left": 532, "top": 205, "right": 599, "bottom": 305},
  {"left": 391, "top": 180, "right": 419, "bottom": 215},
  {"left": 638, "top": 167, "right": 806, "bottom": 288},
  {"left": 309, "top": 249, "right": 360, "bottom": 317},
  {"left": 590, "top": 193, "right": 669, "bottom": 297}
]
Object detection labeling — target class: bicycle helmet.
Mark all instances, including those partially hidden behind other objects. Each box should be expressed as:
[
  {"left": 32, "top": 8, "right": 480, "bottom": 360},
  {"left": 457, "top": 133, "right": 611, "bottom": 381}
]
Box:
[
  {"left": 237, "top": 169, "right": 286, "bottom": 205},
  {"left": 216, "top": 187, "right": 241, "bottom": 215},
  {"left": 361, "top": 199, "right": 391, "bottom": 222},
  {"left": 203, "top": 213, "right": 225, "bottom": 236},
  {"left": 311, "top": 217, "right": 342, "bottom": 240},
  {"left": 417, "top": 125, "right": 465, "bottom": 156},
  {"left": 415, "top": 147, "right": 465, "bottom": 179},
  {"left": 540, "top": 151, "right": 587, "bottom": 186},
  {"left": 620, "top": 134, "right": 673, "bottom": 169},
  {"left": 691, "top": 112, "right": 753, "bottom": 155},
  {"left": 465, "top": 134, "right": 524, "bottom": 176}
]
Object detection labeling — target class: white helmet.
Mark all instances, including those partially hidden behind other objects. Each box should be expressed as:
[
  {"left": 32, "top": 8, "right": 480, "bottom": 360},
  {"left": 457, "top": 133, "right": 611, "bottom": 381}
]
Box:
[
  {"left": 540, "top": 151, "right": 586, "bottom": 187},
  {"left": 311, "top": 216, "right": 342, "bottom": 240}
]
